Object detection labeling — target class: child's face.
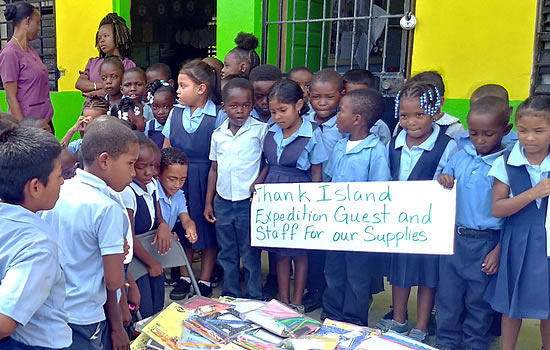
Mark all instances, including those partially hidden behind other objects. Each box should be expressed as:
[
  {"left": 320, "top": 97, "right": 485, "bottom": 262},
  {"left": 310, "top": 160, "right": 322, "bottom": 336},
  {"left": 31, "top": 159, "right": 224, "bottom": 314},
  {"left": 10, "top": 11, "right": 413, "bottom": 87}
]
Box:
[
  {"left": 344, "top": 82, "right": 369, "bottom": 93},
  {"left": 39, "top": 158, "right": 64, "bottom": 211},
  {"left": 82, "top": 107, "right": 105, "bottom": 120},
  {"left": 146, "top": 70, "right": 171, "bottom": 85},
  {"left": 223, "top": 88, "right": 253, "bottom": 128},
  {"left": 134, "top": 145, "right": 156, "bottom": 186},
  {"left": 222, "top": 52, "right": 243, "bottom": 79},
  {"left": 98, "top": 24, "right": 116, "bottom": 55},
  {"left": 289, "top": 70, "right": 312, "bottom": 104},
  {"left": 121, "top": 71, "right": 147, "bottom": 102},
  {"left": 310, "top": 81, "right": 342, "bottom": 119},
  {"left": 253, "top": 80, "right": 277, "bottom": 118},
  {"left": 151, "top": 91, "right": 174, "bottom": 125},
  {"left": 105, "top": 142, "right": 139, "bottom": 192},
  {"left": 467, "top": 112, "right": 506, "bottom": 156},
  {"left": 516, "top": 115, "right": 550, "bottom": 156},
  {"left": 100, "top": 63, "right": 123, "bottom": 97},
  {"left": 128, "top": 105, "right": 146, "bottom": 132},
  {"left": 336, "top": 96, "right": 357, "bottom": 134},
  {"left": 269, "top": 98, "right": 303, "bottom": 130},
  {"left": 398, "top": 97, "right": 433, "bottom": 142},
  {"left": 159, "top": 163, "right": 188, "bottom": 197},
  {"left": 177, "top": 73, "right": 202, "bottom": 106},
  {"left": 60, "top": 148, "right": 77, "bottom": 180}
]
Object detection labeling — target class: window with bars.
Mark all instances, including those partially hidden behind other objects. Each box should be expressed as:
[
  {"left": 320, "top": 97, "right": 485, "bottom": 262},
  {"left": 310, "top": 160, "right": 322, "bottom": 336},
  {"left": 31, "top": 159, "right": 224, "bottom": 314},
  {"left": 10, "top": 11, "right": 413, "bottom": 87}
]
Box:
[
  {"left": 533, "top": 0, "right": 550, "bottom": 95},
  {"left": 0, "top": 0, "right": 57, "bottom": 91},
  {"left": 262, "top": 0, "right": 412, "bottom": 96}
]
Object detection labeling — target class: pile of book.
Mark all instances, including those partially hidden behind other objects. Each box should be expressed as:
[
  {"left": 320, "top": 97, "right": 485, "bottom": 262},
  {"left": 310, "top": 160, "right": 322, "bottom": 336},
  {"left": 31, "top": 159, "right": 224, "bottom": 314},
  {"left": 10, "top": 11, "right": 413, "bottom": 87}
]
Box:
[{"left": 130, "top": 296, "right": 436, "bottom": 350}]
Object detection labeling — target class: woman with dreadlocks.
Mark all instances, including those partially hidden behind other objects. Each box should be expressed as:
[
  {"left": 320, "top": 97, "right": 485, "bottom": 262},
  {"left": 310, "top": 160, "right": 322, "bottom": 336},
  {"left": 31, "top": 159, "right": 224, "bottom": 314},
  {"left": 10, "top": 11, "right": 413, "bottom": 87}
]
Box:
[{"left": 75, "top": 13, "right": 135, "bottom": 100}]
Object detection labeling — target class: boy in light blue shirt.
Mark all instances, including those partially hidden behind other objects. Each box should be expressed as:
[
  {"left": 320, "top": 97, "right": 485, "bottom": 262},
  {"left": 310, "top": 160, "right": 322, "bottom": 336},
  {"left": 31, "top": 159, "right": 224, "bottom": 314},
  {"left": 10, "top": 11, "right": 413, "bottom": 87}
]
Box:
[
  {"left": 323, "top": 88, "right": 391, "bottom": 326},
  {"left": 42, "top": 117, "right": 139, "bottom": 350},
  {"left": 0, "top": 126, "right": 71, "bottom": 349}
]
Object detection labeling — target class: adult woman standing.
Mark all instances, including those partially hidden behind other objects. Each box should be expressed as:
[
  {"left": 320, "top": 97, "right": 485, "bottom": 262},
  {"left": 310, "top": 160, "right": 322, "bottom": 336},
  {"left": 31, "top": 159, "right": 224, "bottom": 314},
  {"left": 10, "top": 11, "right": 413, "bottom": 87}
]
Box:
[
  {"left": 0, "top": 3, "right": 53, "bottom": 127},
  {"left": 76, "top": 13, "right": 135, "bottom": 99}
]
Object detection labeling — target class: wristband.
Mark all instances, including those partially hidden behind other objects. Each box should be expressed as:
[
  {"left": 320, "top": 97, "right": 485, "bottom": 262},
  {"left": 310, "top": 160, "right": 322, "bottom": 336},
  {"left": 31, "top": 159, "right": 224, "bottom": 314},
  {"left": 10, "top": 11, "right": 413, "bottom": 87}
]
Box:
[{"left": 93, "top": 82, "right": 97, "bottom": 90}]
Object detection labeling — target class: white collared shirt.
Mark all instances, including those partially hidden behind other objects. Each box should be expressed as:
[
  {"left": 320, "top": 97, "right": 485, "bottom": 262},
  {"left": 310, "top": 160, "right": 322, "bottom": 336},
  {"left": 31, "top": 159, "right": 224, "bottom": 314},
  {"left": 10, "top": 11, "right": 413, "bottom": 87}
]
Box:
[{"left": 121, "top": 181, "right": 157, "bottom": 227}]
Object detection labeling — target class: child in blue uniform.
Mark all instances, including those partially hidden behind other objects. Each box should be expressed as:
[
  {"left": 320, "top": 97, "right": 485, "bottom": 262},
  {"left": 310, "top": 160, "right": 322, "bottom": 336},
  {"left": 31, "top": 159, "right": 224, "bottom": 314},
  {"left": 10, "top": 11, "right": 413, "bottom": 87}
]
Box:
[
  {"left": 0, "top": 126, "right": 71, "bottom": 350},
  {"left": 287, "top": 66, "right": 315, "bottom": 121},
  {"left": 322, "top": 88, "right": 391, "bottom": 326},
  {"left": 436, "top": 96, "right": 513, "bottom": 350},
  {"left": 146, "top": 79, "right": 176, "bottom": 149},
  {"left": 485, "top": 95, "right": 550, "bottom": 350},
  {"left": 42, "top": 117, "right": 138, "bottom": 350},
  {"left": 163, "top": 59, "right": 222, "bottom": 298},
  {"left": 121, "top": 67, "right": 154, "bottom": 122},
  {"left": 376, "top": 81, "right": 457, "bottom": 343},
  {"left": 253, "top": 79, "right": 328, "bottom": 312}
]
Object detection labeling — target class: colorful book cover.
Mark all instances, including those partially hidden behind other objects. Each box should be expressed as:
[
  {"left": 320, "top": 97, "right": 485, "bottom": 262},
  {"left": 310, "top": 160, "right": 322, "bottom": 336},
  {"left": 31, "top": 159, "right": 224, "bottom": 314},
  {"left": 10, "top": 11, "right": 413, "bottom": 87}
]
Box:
[
  {"left": 131, "top": 332, "right": 151, "bottom": 350},
  {"left": 316, "top": 319, "right": 378, "bottom": 350},
  {"left": 217, "top": 297, "right": 267, "bottom": 316},
  {"left": 182, "top": 296, "right": 232, "bottom": 316},
  {"left": 280, "top": 335, "right": 339, "bottom": 350},
  {"left": 359, "top": 331, "right": 437, "bottom": 350},
  {"left": 233, "top": 328, "right": 284, "bottom": 350},
  {"left": 185, "top": 308, "right": 260, "bottom": 344},
  {"left": 142, "top": 302, "right": 190, "bottom": 350},
  {"left": 179, "top": 326, "right": 221, "bottom": 349}
]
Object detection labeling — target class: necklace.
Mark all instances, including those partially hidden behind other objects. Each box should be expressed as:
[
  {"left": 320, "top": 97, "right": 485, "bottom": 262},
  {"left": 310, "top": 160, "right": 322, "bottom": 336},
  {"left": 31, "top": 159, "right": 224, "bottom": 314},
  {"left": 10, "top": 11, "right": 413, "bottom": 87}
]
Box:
[{"left": 12, "top": 36, "right": 27, "bottom": 51}]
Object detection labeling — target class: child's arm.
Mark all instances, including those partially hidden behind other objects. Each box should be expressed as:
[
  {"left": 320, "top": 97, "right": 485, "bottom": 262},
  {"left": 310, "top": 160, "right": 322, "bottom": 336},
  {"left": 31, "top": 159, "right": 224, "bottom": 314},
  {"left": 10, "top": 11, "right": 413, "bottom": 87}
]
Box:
[
  {"left": 118, "top": 285, "right": 132, "bottom": 327},
  {"left": 126, "top": 271, "right": 140, "bottom": 311},
  {"left": 482, "top": 242, "right": 500, "bottom": 275},
  {"left": 204, "top": 161, "right": 218, "bottom": 223},
  {"left": 162, "top": 137, "right": 171, "bottom": 149},
  {"left": 104, "top": 289, "right": 130, "bottom": 350},
  {"left": 60, "top": 116, "right": 89, "bottom": 147},
  {"left": 311, "top": 164, "right": 323, "bottom": 182},
  {"left": 152, "top": 201, "right": 173, "bottom": 255},
  {"left": 179, "top": 212, "right": 198, "bottom": 244},
  {"left": 437, "top": 174, "right": 455, "bottom": 189},
  {"left": 128, "top": 208, "right": 163, "bottom": 277},
  {"left": 250, "top": 164, "right": 270, "bottom": 194},
  {"left": 492, "top": 178, "right": 550, "bottom": 217},
  {"left": 0, "top": 315, "right": 17, "bottom": 339}
]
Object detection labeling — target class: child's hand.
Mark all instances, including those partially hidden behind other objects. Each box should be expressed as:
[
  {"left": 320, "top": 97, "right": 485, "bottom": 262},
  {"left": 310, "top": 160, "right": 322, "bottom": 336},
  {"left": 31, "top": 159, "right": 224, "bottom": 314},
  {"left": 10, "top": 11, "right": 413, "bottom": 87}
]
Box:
[
  {"left": 204, "top": 204, "right": 216, "bottom": 223},
  {"left": 481, "top": 244, "right": 500, "bottom": 275},
  {"left": 437, "top": 174, "right": 455, "bottom": 189},
  {"left": 147, "top": 260, "right": 163, "bottom": 278},
  {"left": 185, "top": 225, "right": 198, "bottom": 244},
  {"left": 531, "top": 178, "right": 550, "bottom": 199},
  {"left": 121, "top": 301, "right": 132, "bottom": 327},
  {"left": 250, "top": 183, "right": 257, "bottom": 196},
  {"left": 123, "top": 238, "right": 130, "bottom": 259},
  {"left": 71, "top": 116, "right": 90, "bottom": 133},
  {"left": 127, "top": 281, "right": 141, "bottom": 311},
  {"left": 110, "top": 327, "right": 130, "bottom": 350},
  {"left": 152, "top": 222, "right": 172, "bottom": 255}
]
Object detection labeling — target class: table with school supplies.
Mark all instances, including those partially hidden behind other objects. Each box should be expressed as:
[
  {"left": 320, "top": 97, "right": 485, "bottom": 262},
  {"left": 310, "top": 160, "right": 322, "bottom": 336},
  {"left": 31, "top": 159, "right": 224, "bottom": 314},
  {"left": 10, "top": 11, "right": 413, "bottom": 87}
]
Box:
[{"left": 130, "top": 296, "right": 437, "bottom": 350}]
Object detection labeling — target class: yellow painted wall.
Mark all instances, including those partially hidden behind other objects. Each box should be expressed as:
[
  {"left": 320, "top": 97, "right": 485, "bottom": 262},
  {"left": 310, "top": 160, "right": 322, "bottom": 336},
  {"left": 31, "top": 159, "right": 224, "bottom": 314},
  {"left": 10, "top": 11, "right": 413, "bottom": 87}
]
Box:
[
  {"left": 55, "top": 0, "right": 113, "bottom": 92},
  {"left": 411, "top": 1, "right": 538, "bottom": 101}
]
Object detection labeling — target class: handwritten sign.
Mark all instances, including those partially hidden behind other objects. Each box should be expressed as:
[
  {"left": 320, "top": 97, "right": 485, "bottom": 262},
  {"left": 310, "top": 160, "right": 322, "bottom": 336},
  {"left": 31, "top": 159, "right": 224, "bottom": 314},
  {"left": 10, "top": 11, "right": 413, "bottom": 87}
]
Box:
[{"left": 251, "top": 181, "right": 456, "bottom": 255}]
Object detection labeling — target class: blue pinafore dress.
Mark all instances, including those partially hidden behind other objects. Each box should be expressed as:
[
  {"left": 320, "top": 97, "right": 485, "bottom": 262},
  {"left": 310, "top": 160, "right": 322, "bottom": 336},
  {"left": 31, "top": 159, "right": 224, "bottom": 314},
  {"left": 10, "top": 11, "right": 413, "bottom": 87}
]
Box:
[
  {"left": 147, "top": 122, "right": 165, "bottom": 149},
  {"left": 386, "top": 132, "right": 452, "bottom": 288},
  {"left": 169, "top": 106, "right": 217, "bottom": 249},
  {"left": 485, "top": 151, "right": 550, "bottom": 319}
]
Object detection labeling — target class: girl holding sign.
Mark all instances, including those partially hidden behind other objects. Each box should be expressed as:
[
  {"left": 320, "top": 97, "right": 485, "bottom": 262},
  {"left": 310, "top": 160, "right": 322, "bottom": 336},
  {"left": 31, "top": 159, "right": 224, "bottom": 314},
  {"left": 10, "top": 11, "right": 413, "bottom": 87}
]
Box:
[
  {"left": 376, "top": 81, "right": 457, "bottom": 343},
  {"left": 485, "top": 95, "right": 550, "bottom": 350},
  {"left": 253, "top": 79, "right": 328, "bottom": 313}
]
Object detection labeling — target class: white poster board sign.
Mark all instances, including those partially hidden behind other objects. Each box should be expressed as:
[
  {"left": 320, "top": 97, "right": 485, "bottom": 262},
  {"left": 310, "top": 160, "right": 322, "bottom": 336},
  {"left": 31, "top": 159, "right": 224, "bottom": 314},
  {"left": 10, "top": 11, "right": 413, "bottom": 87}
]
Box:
[{"left": 251, "top": 181, "right": 456, "bottom": 255}]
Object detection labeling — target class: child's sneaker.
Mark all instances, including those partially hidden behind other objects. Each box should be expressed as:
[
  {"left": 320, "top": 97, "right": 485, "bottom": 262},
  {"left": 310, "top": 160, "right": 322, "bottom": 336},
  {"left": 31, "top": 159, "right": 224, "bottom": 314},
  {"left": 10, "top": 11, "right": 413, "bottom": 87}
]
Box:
[
  {"left": 375, "top": 318, "right": 408, "bottom": 333},
  {"left": 197, "top": 281, "right": 213, "bottom": 297},
  {"left": 289, "top": 303, "right": 305, "bottom": 314},
  {"left": 169, "top": 278, "right": 191, "bottom": 300},
  {"left": 407, "top": 328, "right": 429, "bottom": 344}
]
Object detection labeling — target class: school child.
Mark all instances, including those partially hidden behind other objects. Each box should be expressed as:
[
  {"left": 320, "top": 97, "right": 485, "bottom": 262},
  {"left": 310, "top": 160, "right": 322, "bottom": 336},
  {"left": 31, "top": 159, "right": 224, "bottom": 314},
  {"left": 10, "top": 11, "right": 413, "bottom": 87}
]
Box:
[
  {"left": 116, "top": 96, "right": 146, "bottom": 132},
  {"left": 100, "top": 55, "right": 125, "bottom": 112},
  {"left": 162, "top": 59, "right": 222, "bottom": 298},
  {"left": 203, "top": 56, "right": 224, "bottom": 73},
  {"left": 376, "top": 81, "right": 457, "bottom": 343},
  {"left": 42, "top": 117, "right": 138, "bottom": 350},
  {"left": 435, "top": 96, "right": 512, "bottom": 350},
  {"left": 323, "top": 88, "right": 390, "bottom": 326},
  {"left": 0, "top": 126, "right": 71, "bottom": 350},
  {"left": 61, "top": 96, "right": 109, "bottom": 155},
  {"left": 146, "top": 63, "right": 174, "bottom": 86},
  {"left": 19, "top": 117, "right": 53, "bottom": 133},
  {"left": 204, "top": 78, "right": 267, "bottom": 300},
  {"left": 253, "top": 79, "right": 328, "bottom": 313},
  {"left": 248, "top": 64, "right": 283, "bottom": 125},
  {"left": 342, "top": 68, "right": 392, "bottom": 145},
  {"left": 287, "top": 66, "right": 315, "bottom": 121},
  {"left": 221, "top": 32, "right": 260, "bottom": 79},
  {"left": 121, "top": 132, "right": 174, "bottom": 319},
  {"left": 146, "top": 79, "right": 176, "bottom": 149},
  {"left": 121, "top": 67, "right": 154, "bottom": 122},
  {"left": 484, "top": 95, "right": 550, "bottom": 350}
]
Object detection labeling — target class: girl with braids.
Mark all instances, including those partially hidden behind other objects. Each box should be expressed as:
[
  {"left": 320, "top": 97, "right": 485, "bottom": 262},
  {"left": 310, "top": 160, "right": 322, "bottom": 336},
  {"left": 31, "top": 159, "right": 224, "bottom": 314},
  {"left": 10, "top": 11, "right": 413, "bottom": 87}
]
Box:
[
  {"left": 221, "top": 32, "right": 260, "bottom": 79},
  {"left": 146, "top": 79, "right": 176, "bottom": 149},
  {"left": 76, "top": 13, "right": 136, "bottom": 99},
  {"left": 162, "top": 59, "right": 222, "bottom": 299},
  {"left": 375, "top": 81, "right": 457, "bottom": 343},
  {"left": 115, "top": 96, "right": 146, "bottom": 132},
  {"left": 100, "top": 55, "right": 125, "bottom": 111}
]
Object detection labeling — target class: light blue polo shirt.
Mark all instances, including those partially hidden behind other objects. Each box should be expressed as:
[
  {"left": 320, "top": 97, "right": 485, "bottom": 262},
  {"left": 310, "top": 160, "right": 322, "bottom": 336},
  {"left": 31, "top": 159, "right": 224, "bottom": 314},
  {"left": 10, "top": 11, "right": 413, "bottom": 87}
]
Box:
[
  {"left": 268, "top": 119, "right": 328, "bottom": 171},
  {"left": 303, "top": 114, "right": 344, "bottom": 181},
  {"left": 41, "top": 169, "right": 126, "bottom": 325},
  {"left": 67, "top": 138, "right": 82, "bottom": 155},
  {"left": 443, "top": 144, "right": 506, "bottom": 230},
  {"left": 325, "top": 134, "right": 391, "bottom": 182},
  {"left": 0, "top": 203, "right": 72, "bottom": 348},
  {"left": 370, "top": 119, "right": 392, "bottom": 146},
  {"left": 162, "top": 99, "right": 218, "bottom": 137},
  {"left": 391, "top": 123, "right": 458, "bottom": 181},
  {"left": 156, "top": 181, "right": 188, "bottom": 230}
]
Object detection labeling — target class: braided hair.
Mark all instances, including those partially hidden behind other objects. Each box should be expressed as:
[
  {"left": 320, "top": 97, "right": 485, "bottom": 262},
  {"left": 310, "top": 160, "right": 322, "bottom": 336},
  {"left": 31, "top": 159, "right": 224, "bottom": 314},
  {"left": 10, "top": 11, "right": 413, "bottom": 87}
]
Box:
[
  {"left": 146, "top": 79, "right": 176, "bottom": 105},
  {"left": 228, "top": 32, "right": 260, "bottom": 73},
  {"left": 114, "top": 97, "right": 142, "bottom": 130},
  {"left": 97, "top": 13, "right": 132, "bottom": 59},
  {"left": 394, "top": 81, "right": 442, "bottom": 119},
  {"left": 83, "top": 96, "right": 109, "bottom": 113},
  {"left": 516, "top": 95, "right": 550, "bottom": 122}
]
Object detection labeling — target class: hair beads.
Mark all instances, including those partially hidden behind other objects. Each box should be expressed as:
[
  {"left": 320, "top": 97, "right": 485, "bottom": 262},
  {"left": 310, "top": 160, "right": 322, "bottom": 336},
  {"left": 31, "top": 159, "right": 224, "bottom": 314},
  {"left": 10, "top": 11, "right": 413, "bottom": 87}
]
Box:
[{"left": 394, "top": 82, "right": 441, "bottom": 118}]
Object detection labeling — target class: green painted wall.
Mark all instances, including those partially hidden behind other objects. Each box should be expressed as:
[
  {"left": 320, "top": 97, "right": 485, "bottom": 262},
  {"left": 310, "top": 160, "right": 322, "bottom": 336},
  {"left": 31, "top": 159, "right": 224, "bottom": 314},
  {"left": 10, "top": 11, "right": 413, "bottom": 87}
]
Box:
[
  {"left": 113, "top": 0, "right": 131, "bottom": 24},
  {"left": 441, "top": 98, "right": 521, "bottom": 128}
]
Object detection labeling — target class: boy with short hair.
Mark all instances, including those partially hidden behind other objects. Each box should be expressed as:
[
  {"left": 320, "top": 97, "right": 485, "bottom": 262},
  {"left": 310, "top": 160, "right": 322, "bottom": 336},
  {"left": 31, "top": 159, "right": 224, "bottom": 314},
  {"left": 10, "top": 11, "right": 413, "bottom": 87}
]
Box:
[
  {"left": 42, "top": 117, "right": 139, "bottom": 350},
  {"left": 204, "top": 78, "right": 267, "bottom": 300},
  {"left": 145, "top": 63, "right": 174, "bottom": 87},
  {"left": 435, "top": 96, "right": 512, "bottom": 350},
  {"left": 322, "top": 88, "right": 390, "bottom": 326},
  {"left": 287, "top": 66, "right": 315, "bottom": 120},
  {"left": 248, "top": 64, "right": 283, "bottom": 125},
  {"left": 0, "top": 126, "right": 71, "bottom": 349}
]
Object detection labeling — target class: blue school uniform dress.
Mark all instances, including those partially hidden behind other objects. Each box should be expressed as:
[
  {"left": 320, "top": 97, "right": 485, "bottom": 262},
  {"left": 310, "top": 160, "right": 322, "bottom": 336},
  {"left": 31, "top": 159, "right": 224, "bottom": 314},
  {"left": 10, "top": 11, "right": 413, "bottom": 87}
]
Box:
[
  {"left": 0, "top": 204, "right": 72, "bottom": 350},
  {"left": 485, "top": 142, "right": 550, "bottom": 320},
  {"left": 146, "top": 119, "right": 165, "bottom": 149},
  {"left": 386, "top": 124, "right": 457, "bottom": 288},
  {"left": 163, "top": 101, "right": 218, "bottom": 249},
  {"left": 41, "top": 169, "right": 126, "bottom": 350},
  {"left": 435, "top": 144, "right": 505, "bottom": 350},
  {"left": 322, "top": 134, "right": 391, "bottom": 326},
  {"left": 121, "top": 181, "right": 164, "bottom": 319},
  {"left": 263, "top": 119, "right": 328, "bottom": 256}
]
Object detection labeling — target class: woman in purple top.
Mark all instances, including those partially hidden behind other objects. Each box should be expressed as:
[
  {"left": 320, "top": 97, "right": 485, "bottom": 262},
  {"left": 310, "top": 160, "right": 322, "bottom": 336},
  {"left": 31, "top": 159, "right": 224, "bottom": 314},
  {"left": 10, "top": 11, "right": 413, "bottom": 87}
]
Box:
[
  {"left": 75, "top": 13, "right": 135, "bottom": 99},
  {"left": 0, "top": 3, "right": 53, "bottom": 126}
]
